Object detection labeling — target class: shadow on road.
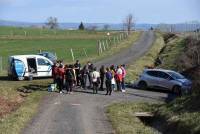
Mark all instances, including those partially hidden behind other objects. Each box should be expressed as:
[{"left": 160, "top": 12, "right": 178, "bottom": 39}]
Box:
[
  {"left": 128, "top": 87, "right": 177, "bottom": 103},
  {"left": 74, "top": 89, "right": 107, "bottom": 96}
]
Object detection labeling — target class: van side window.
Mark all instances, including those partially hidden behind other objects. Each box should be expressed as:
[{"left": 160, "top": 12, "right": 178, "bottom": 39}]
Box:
[{"left": 37, "top": 58, "right": 48, "bottom": 66}]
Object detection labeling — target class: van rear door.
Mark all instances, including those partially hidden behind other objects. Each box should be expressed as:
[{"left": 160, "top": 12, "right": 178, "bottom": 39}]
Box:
[{"left": 14, "top": 59, "right": 25, "bottom": 78}]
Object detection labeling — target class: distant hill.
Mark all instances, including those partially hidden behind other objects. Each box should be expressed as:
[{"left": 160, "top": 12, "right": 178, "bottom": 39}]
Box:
[
  {"left": 0, "top": 19, "right": 199, "bottom": 31},
  {"left": 0, "top": 19, "right": 157, "bottom": 30}
]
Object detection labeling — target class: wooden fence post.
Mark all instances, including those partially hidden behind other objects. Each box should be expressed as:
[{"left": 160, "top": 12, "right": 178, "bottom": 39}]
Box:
[
  {"left": 24, "top": 31, "right": 27, "bottom": 36},
  {"left": 113, "top": 37, "right": 116, "bottom": 47},
  {"left": 102, "top": 40, "right": 106, "bottom": 51},
  {"left": 70, "top": 48, "right": 75, "bottom": 61},
  {"left": 106, "top": 40, "right": 109, "bottom": 50},
  {"left": 117, "top": 36, "right": 119, "bottom": 43},
  {"left": 83, "top": 48, "right": 88, "bottom": 57},
  {"left": 109, "top": 36, "right": 112, "bottom": 45}
]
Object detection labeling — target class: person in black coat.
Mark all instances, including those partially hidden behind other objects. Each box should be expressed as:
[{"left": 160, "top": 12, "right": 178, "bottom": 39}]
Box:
[{"left": 99, "top": 65, "right": 105, "bottom": 90}]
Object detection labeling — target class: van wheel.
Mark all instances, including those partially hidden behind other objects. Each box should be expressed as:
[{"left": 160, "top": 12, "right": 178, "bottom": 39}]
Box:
[
  {"left": 173, "top": 86, "right": 182, "bottom": 96},
  {"left": 138, "top": 81, "right": 147, "bottom": 90},
  {"left": 18, "top": 77, "right": 24, "bottom": 81}
]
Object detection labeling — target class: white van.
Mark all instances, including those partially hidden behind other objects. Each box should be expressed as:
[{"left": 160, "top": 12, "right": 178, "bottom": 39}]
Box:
[{"left": 8, "top": 55, "right": 53, "bottom": 80}]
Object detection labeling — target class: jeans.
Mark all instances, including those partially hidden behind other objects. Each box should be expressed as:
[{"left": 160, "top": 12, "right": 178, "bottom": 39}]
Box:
[
  {"left": 93, "top": 82, "right": 99, "bottom": 94},
  {"left": 121, "top": 78, "right": 125, "bottom": 90},
  {"left": 116, "top": 80, "right": 122, "bottom": 91},
  {"left": 100, "top": 76, "right": 105, "bottom": 90},
  {"left": 106, "top": 80, "right": 112, "bottom": 95}
]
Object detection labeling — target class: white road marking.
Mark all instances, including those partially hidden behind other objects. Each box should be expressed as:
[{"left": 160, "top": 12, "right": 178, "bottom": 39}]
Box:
[
  {"left": 70, "top": 103, "right": 81, "bottom": 106},
  {"left": 54, "top": 102, "right": 60, "bottom": 105}
]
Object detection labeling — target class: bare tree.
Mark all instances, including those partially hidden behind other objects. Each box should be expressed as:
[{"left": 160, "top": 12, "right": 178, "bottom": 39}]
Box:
[
  {"left": 103, "top": 24, "right": 110, "bottom": 31},
  {"left": 124, "top": 14, "right": 135, "bottom": 34},
  {"left": 46, "top": 17, "right": 58, "bottom": 29}
]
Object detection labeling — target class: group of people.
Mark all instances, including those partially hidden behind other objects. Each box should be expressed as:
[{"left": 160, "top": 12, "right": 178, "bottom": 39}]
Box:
[{"left": 52, "top": 60, "right": 127, "bottom": 95}]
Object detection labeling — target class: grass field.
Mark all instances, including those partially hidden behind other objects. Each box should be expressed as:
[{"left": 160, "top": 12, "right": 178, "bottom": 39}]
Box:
[
  {"left": 0, "top": 26, "right": 130, "bottom": 71},
  {"left": 0, "top": 26, "right": 107, "bottom": 37}
]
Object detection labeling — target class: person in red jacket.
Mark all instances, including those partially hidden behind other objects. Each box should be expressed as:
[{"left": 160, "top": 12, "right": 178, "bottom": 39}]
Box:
[
  {"left": 58, "top": 64, "right": 65, "bottom": 93},
  {"left": 52, "top": 62, "right": 57, "bottom": 83},
  {"left": 116, "top": 65, "right": 123, "bottom": 91}
]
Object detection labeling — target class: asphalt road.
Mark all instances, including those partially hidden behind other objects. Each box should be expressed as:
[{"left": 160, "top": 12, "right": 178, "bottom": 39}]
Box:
[{"left": 22, "top": 31, "right": 171, "bottom": 134}]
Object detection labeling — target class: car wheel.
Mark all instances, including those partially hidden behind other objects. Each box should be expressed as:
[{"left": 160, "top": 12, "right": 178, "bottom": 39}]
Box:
[
  {"left": 173, "top": 86, "right": 182, "bottom": 96},
  {"left": 138, "top": 81, "right": 147, "bottom": 90}
]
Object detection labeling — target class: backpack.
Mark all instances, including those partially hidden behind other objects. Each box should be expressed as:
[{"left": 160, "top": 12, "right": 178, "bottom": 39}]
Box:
[
  {"left": 66, "top": 69, "right": 74, "bottom": 80},
  {"left": 106, "top": 71, "right": 112, "bottom": 80}
]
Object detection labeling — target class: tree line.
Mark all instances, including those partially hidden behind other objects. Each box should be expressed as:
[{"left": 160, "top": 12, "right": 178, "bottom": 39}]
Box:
[{"left": 45, "top": 14, "right": 135, "bottom": 33}]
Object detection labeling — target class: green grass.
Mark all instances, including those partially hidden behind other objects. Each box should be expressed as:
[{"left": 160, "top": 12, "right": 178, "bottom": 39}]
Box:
[
  {"left": 126, "top": 32, "right": 165, "bottom": 82},
  {"left": 158, "top": 38, "right": 185, "bottom": 70},
  {"left": 107, "top": 102, "right": 157, "bottom": 134},
  {"left": 0, "top": 38, "right": 97, "bottom": 69},
  {"left": 0, "top": 26, "right": 107, "bottom": 37},
  {"left": 0, "top": 31, "right": 141, "bottom": 71}
]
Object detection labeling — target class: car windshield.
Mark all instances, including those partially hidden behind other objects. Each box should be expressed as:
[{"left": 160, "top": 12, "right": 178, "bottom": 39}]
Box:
[{"left": 168, "top": 71, "right": 185, "bottom": 79}]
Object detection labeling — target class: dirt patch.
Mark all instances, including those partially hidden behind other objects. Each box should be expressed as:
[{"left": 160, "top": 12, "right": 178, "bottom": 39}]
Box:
[{"left": 0, "top": 95, "right": 24, "bottom": 118}]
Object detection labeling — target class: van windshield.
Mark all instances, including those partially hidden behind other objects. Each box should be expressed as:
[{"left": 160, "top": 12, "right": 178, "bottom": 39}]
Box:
[{"left": 168, "top": 72, "right": 185, "bottom": 79}]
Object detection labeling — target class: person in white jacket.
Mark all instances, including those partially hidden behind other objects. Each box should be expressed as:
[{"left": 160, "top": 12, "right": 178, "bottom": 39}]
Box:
[{"left": 92, "top": 67, "right": 100, "bottom": 94}]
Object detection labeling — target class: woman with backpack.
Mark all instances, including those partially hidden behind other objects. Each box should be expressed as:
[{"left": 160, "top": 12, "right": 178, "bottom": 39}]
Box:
[
  {"left": 65, "top": 65, "right": 75, "bottom": 94},
  {"left": 99, "top": 65, "right": 105, "bottom": 91},
  {"left": 105, "top": 67, "right": 112, "bottom": 95},
  {"left": 80, "top": 65, "right": 87, "bottom": 89}
]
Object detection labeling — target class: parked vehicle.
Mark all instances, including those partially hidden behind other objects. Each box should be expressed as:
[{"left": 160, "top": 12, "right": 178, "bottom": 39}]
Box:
[
  {"left": 8, "top": 55, "right": 53, "bottom": 80},
  {"left": 38, "top": 52, "right": 57, "bottom": 63},
  {"left": 137, "top": 69, "right": 192, "bottom": 95}
]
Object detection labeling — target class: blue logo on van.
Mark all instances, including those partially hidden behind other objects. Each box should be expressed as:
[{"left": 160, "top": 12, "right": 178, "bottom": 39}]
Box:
[{"left": 14, "top": 60, "right": 25, "bottom": 77}]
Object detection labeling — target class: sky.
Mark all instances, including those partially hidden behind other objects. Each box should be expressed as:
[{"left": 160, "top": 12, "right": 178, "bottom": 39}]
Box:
[{"left": 0, "top": 0, "right": 199, "bottom": 24}]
